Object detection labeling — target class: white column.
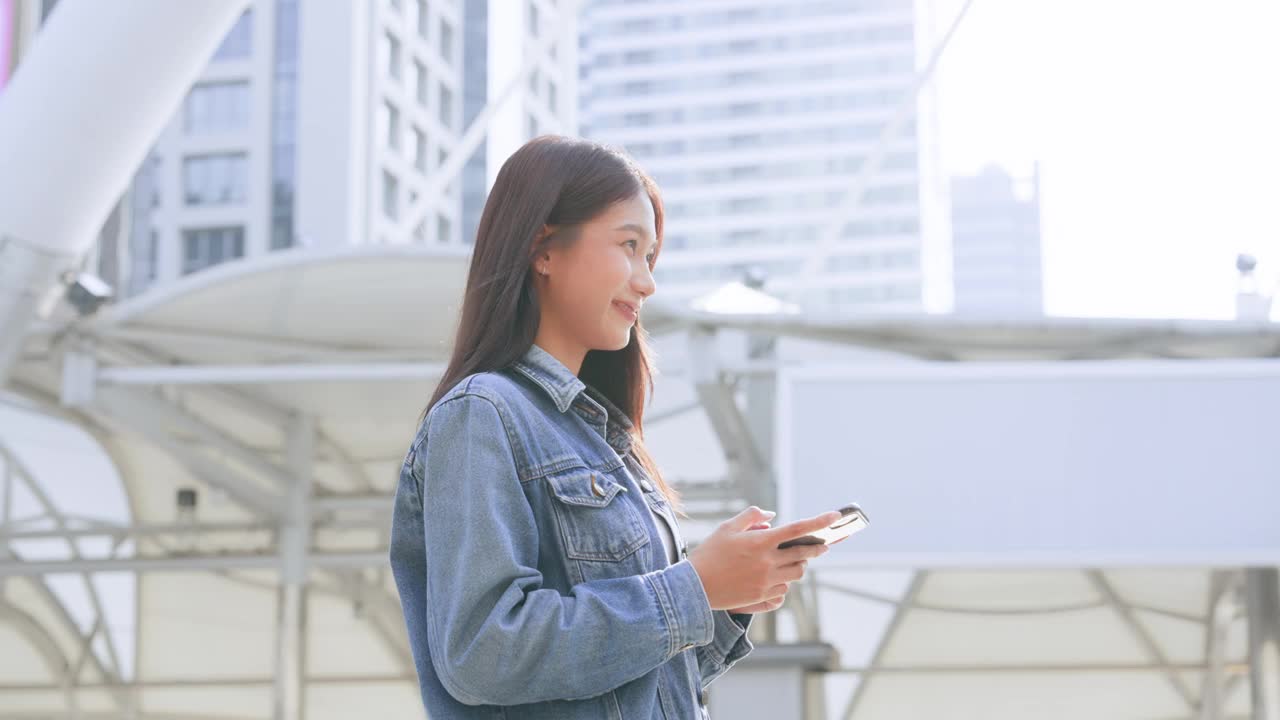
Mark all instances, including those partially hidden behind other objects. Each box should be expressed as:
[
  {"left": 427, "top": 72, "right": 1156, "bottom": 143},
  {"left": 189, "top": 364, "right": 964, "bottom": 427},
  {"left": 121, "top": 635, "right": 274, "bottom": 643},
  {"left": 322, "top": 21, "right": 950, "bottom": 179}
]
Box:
[
  {"left": 0, "top": 0, "right": 249, "bottom": 383},
  {"left": 1247, "top": 568, "right": 1280, "bottom": 720},
  {"left": 708, "top": 643, "right": 838, "bottom": 720},
  {"left": 275, "top": 414, "right": 314, "bottom": 720}
]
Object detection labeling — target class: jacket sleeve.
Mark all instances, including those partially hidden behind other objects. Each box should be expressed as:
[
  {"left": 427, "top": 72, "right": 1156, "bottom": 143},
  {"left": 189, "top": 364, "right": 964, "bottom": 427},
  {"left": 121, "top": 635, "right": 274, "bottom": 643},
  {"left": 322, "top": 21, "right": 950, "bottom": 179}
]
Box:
[
  {"left": 696, "top": 609, "right": 755, "bottom": 689},
  {"left": 415, "top": 392, "right": 716, "bottom": 706}
]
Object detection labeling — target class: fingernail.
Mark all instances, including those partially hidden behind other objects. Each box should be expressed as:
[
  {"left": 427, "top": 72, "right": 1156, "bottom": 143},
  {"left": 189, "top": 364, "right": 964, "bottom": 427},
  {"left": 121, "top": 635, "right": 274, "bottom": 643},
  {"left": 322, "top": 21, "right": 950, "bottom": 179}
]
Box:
[{"left": 763, "top": 510, "right": 776, "bottom": 518}]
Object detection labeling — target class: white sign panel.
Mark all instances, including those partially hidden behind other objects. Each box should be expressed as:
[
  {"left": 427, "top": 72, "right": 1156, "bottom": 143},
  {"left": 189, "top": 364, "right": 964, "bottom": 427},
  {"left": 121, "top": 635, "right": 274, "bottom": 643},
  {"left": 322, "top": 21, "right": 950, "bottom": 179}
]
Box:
[{"left": 775, "top": 359, "right": 1280, "bottom": 568}]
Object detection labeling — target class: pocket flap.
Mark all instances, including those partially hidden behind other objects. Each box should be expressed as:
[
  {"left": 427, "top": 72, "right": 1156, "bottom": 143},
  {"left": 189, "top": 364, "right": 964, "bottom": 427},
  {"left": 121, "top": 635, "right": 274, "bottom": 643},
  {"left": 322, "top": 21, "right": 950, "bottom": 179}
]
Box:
[{"left": 546, "top": 468, "right": 627, "bottom": 508}]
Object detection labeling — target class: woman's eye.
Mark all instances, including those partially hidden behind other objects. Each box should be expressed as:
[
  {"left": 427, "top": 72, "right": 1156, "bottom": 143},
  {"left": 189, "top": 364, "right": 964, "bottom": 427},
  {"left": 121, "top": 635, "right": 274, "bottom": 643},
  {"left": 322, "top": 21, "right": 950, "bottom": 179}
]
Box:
[{"left": 624, "top": 239, "right": 638, "bottom": 251}]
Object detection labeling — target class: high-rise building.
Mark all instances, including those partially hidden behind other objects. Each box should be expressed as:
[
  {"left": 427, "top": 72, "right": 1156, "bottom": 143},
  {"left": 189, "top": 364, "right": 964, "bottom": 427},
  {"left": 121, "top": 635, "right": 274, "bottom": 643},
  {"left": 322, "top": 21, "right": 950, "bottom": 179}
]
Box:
[
  {"left": 949, "top": 163, "right": 1044, "bottom": 315},
  {"left": 77, "top": 0, "right": 576, "bottom": 298},
  {"left": 462, "top": 0, "right": 579, "bottom": 247},
  {"left": 120, "top": 0, "right": 469, "bottom": 296},
  {"left": 578, "top": 0, "right": 952, "bottom": 314}
]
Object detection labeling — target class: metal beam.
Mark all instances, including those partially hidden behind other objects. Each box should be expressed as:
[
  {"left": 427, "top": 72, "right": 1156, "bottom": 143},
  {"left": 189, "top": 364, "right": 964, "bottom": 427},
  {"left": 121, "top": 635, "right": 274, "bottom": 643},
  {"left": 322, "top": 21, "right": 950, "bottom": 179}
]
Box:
[
  {"left": 1246, "top": 568, "right": 1280, "bottom": 720},
  {"left": 98, "top": 362, "right": 445, "bottom": 385},
  {"left": 0, "top": 600, "right": 71, "bottom": 683},
  {"left": 1201, "top": 570, "right": 1242, "bottom": 720},
  {"left": 839, "top": 571, "right": 927, "bottom": 720},
  {"left": 91, "top": 324, "right": 423, "bottom": 363},
  {"left": 0, "top": 551, "right": 385, "bottom": 576},
  {"left": 97, "top": 335, "right": 375, "bottom": 497},
  {"left": 1088, "top": 569, "right": 1198, "bottom": 711},
  {"left": 91, "top": 391, "right": 284, "bottom": 518},
  {"left": 824, "top": 661, "right": 1251, "bottom": 675},
  {"left": 0, "top": 521, "right": 273, "bottom": 542},
  {"left": 0, "top": 442, "right": 130, "bottom": 711},
  {"left": 97, "top": 387, "right": 294, "bottom": 490},
  {"left": 686, "top": 328, "right": 769, "bottom": 505}
]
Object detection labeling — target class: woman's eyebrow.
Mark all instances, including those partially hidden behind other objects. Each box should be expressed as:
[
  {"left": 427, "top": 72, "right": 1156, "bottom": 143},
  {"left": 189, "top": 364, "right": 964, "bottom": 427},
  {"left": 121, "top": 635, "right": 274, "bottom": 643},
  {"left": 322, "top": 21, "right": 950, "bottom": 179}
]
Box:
[{"left": 614, "top": 223, "right": 656, "bottom": 250}]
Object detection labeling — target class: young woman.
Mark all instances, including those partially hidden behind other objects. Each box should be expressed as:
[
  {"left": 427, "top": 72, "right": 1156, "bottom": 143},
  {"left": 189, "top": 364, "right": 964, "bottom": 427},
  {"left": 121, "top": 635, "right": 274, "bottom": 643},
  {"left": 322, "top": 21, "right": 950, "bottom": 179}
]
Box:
[{"left": 389, "top": 135, "right": 838, "bottom": 719}]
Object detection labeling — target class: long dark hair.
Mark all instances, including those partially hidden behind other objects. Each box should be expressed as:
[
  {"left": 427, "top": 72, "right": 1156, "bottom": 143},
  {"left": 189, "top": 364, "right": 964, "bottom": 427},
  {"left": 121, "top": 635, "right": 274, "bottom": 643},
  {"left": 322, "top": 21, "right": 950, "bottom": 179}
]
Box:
[{"left": 420, "top": 135, "right": 683, "bottom": 516}]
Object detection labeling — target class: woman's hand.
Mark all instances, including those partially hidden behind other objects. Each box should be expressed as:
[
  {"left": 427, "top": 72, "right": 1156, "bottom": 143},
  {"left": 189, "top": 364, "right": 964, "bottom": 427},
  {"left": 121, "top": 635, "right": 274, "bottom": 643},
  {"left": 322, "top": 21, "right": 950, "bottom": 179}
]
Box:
[
  {"left": 725, "top": 519, "right": 777, "bottom": 613},
  {"left": 689, "top": 506, "right": 836, "bottom": 612}
]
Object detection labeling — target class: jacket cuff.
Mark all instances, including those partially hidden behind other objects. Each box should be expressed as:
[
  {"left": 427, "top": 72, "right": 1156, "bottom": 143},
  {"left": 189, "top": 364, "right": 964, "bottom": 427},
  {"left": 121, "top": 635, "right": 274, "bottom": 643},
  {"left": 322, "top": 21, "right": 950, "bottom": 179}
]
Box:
[
  {"left": 645, "top": 559, "right": 715, "bottom": 657},
  {"left": 705, "top": 610, "right": 754, "bottom": 665}
]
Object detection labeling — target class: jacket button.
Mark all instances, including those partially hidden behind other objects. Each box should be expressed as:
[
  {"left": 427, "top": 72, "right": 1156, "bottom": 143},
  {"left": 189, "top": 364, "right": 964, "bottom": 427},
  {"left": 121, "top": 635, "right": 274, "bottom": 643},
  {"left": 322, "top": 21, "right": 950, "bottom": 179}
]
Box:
[{"left": 640, "top": 479, "right": 654, "bottom": 492}]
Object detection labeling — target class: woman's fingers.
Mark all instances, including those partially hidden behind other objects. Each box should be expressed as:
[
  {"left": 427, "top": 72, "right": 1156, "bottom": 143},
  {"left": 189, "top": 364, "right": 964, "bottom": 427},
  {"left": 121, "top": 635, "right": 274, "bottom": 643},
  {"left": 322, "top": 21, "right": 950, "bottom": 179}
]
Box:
[
  {"left": 762, "top": 511, "right": 842, "bottom": 545},
  {"left": 731, "top": 596, "right": 786, "bottom": 613},
  {"left": 777, "top": 561, "right": 808, "bottom": 582}
]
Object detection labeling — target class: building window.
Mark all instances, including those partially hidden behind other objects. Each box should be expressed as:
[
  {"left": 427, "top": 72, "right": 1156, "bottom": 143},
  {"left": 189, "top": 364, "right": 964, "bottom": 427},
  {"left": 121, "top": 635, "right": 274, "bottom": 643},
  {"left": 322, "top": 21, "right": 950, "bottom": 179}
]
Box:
[
  {"left": 149, "top": 156, "right": 162, "bottom": 207},
  {"left": 529, "top": 67, "right": 539, "bottom": 96},
  {"left": 439, "top": 18, "right": 453, "bottom": 63},
  {"left": 212, "top": 11, "right": 253, "bottom": 60},
  {"left": 382, "top": 170, "right": 399, "bottom": 220},
  {"left": 527, "top": 113, "right": 537, "bottom": 139},
  {"left": 437, "top": 212, "right": 451, "bottom": 244},
  {"left": 413, "top": 60, "right": 428, "bottom": 107},
  {"left": 184, "top": 81, "right": 251, "bottom": 133},
  {"left": 182, "top": 226, "right": 245, "bottom": 274},
  {"left": 379, "top": 100, "right": 401, "bottom": 150},
  {"left": 528, "top": 1, "right": 539, "bottom": 37},
  {"left": 413, "top": 127, "right": 427, "bottom": 172},
  {"left": 183, "top": 153, "right": 248, "bottom": 206},
  {"left": 381, "top": 31, "right": 402, "bottom": 81},
  {"left": 547, "top": 80, "right": 557, "bottom": 114},
  {"left": 438, "top": 84, "right": 453, "bottom": 128},
  {"left": 146, "top": 230, "right": 159, "bottom": 281},
  {"left": 414, "top": 0, "right": 429, "bottom": 39},
  {"left": 388, "top": 0, "right": 403, "bottom": 12}
]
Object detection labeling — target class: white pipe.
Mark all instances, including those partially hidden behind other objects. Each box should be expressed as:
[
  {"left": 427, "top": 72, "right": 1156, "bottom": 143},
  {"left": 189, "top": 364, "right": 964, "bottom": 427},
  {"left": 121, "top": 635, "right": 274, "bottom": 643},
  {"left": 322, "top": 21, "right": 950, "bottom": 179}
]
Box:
[
  {"left": 0, "top": 0, "right": 250, "bottom": 385},
  {"left": 97, "top": 362, "right": 447, "bottom": 385},
  {"left": 0, "top": 551, "right": 386, "bottom": 576}
]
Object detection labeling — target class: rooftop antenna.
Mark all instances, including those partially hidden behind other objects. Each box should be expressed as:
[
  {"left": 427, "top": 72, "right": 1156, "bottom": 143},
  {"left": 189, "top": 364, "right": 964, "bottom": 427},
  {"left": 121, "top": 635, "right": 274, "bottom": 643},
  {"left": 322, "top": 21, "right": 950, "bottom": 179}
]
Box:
[{"left": 1235, "top": 253, "right": 1272, "bottom": 321}]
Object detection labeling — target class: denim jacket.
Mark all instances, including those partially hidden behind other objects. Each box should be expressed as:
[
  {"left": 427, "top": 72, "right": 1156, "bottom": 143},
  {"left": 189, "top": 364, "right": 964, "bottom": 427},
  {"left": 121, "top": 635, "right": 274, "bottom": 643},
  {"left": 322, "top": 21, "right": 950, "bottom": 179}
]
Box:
[{"left": 390, "top": 342, "right": 754, "bottom": 719}]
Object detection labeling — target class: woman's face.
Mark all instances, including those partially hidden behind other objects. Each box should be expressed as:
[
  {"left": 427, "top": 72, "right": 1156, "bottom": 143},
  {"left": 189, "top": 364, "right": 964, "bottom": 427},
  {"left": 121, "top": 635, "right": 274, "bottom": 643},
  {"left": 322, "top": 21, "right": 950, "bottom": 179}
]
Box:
[{"left": 535, "top": 193, "right": 658, "bottom": 359}]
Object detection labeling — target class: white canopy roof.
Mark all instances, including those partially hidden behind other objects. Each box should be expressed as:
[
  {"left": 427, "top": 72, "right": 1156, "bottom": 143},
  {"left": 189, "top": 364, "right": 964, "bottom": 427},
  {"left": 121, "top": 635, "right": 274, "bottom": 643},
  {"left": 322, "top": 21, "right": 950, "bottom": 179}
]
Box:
[{"left": 3, "top": 246, "right": 1276, "bottom": 718}]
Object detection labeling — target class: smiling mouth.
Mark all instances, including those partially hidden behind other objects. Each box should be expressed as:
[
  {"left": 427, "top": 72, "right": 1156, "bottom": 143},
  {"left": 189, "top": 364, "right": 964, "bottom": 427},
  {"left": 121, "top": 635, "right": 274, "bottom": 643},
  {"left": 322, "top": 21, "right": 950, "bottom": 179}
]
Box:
[{"left": 613, "top": 301, "right": 638, "bottom": 322}]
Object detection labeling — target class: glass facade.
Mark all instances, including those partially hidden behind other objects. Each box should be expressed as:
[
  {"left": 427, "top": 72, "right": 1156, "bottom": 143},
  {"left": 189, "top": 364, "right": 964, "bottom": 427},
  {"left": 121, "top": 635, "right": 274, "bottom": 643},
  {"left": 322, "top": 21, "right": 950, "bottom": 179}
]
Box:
[
  {"left": 270, "top": 0, "right": 299, "bottom": 250},
  {"left": 183, "top": 153, "right": 249, "bottom": 206},
  {"left": 184, "top": 81, "right": 251, "bottom": 134},
  {"left": 212, "top": 10, "right": 253, "bottom": 61},
  {"left": 181, "top": 226, "right": 245, "bottom": 274}
]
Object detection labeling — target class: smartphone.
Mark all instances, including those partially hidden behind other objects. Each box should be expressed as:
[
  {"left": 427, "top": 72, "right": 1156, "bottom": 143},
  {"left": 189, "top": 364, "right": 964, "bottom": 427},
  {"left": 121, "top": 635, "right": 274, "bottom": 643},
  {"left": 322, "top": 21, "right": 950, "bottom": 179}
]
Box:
[{"left": 776, "top": 503, "right": 869, "bottom": 549}]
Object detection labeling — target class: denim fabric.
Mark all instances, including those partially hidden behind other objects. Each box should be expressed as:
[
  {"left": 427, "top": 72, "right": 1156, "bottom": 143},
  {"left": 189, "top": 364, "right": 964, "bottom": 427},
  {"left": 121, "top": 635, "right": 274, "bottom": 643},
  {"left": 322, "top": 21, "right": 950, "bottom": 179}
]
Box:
[{"left": 390, "top": 343, "right": 754, "bottom": 718}]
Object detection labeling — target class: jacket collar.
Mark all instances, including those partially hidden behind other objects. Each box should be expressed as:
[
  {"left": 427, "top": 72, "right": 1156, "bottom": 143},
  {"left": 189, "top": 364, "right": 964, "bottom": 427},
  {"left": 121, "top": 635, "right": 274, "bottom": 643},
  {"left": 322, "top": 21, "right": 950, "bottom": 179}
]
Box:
[{"left": 509, "top": 343, "right": 635, "bottom": 452}]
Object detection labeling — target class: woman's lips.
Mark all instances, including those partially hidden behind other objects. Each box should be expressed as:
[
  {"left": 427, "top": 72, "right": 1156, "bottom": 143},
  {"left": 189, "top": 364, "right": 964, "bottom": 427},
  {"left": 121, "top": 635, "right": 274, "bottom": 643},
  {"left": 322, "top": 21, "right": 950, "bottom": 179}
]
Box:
[{"left": 613, "top": 301, "right": 637, "bottom": 323}]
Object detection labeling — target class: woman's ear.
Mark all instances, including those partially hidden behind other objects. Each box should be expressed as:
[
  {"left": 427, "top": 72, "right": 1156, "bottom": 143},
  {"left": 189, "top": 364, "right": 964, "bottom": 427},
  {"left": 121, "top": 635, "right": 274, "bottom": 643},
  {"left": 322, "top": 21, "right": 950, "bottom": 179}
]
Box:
[{"left": 532, "top": 225, "right": 557, "bottom": 277}]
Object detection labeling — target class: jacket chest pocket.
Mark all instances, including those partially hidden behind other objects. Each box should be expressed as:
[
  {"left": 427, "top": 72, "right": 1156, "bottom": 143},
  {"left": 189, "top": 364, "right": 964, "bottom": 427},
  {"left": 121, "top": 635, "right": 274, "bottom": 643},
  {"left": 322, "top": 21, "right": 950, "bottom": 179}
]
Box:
[{"left": 546, "top": 468, "right": 649, "bottom": 562}]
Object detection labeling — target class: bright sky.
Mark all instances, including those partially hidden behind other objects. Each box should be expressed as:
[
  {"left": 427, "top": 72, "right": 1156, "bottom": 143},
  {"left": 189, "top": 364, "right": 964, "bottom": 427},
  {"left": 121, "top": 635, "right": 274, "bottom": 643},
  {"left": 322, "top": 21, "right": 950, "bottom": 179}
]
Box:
[{"left": 934, "top": 0, "right": 1280, "bottom": 319}]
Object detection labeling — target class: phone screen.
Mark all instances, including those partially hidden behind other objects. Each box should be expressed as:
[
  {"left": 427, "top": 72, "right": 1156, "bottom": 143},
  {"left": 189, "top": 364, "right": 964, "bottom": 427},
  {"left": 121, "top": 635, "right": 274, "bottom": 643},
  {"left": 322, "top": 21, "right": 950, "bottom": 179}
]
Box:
[{"left": 777, "top": 503, "right": 869, "bottom": 549}]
